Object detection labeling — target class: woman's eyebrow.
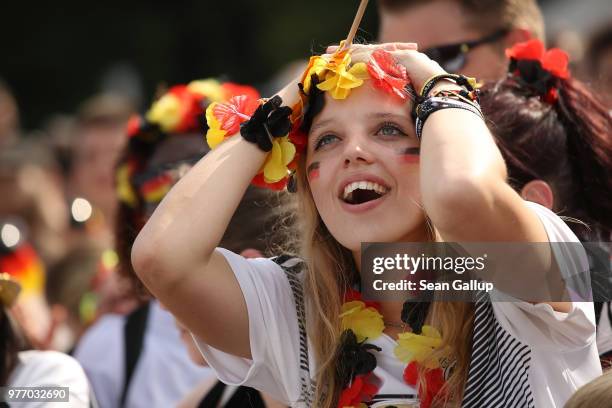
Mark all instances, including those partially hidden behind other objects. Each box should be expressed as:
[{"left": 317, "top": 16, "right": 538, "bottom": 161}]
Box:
[
  {"left": 366, "top": 112, "right": 408, "bottom": 121},
  {"left": 309, "top": 118, "right": 335, "bottom": 134}
]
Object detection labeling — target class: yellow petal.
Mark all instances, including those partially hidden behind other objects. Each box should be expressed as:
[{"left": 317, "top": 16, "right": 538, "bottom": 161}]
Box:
[
  {"left": 340, "top": 301, "right": 384, "bottom": 342},
  {"left": 278, "top": 137, "right": 296, "bottom": 166},
  {"left": 146, "top": 94, "right": 181, "bottom": 132},
  {"left": 421, "top": 325, "right": 442, "bottom": 340},
  {"left": 263, "top": 141, "right": 288, "bottom": 182},
  {"left": 316, "top": 74, "right": 339, "bottom": 92},
  {"left": 187, "top": 79, "right": 225, "bottom": 102},
  {"left": 206, "top": 128, "right": 227, "bottom": 149},
  {"left": 348, "top": 62, "right": 369, "bottom": 81},
  {"left": 205, "top": 102, "right": 227, "bottom": 149},
  {"left": 116, "top": 165, "right": 137, "bottom": 207}
]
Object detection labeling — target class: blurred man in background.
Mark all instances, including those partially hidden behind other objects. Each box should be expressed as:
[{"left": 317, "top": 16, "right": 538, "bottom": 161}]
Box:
[
  {"left": 377, "top": 0, "right": 544, "bottom": 79},
  {"left": 69, "top": 93, "right": 133, "bottom": 247}
]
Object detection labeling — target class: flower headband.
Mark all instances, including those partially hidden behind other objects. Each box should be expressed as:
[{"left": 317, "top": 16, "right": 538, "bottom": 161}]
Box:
[
  {"left": 118, "top": 79, "right": 260, "bottom": 206},
  {"left": 204, "top": 46, "right": 413, "bottom": 191},
  {"left": 505, "top": 39, "right": 570, "bottom": 104}
]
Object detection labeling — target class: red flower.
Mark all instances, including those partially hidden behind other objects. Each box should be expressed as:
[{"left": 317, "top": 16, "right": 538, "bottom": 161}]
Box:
[
  {"left": 403, "top": 362, "right": 445, "bottom": 408},
  {"left": 505, "top": 39, "right": 544, "bottom": 61},
  {"left": 213, "top": 95, "right": 260, "bottom": 135},
  {"left": 251, "top": 173, "right": 288, "bottom": 191},
  {"left": 126, "top": 115, "right": 143, "bottom": 137},
  {"left": 505, "top": 39, "right": 569, "bottom": 79},
  {"left": 366, "top": 49, "right": 410, "bottom": 100},
  {"left": 343, "top": 288, "right": 381, "bottom": 310},
  {"left": 337, "top": 374, "right": 379, "bottom": 408},
  {"left": 221, "top": 82, "right": 261, "bottom": 101},
  {"left": 541, "top": 48, "right": 569, "bottom": 79}
]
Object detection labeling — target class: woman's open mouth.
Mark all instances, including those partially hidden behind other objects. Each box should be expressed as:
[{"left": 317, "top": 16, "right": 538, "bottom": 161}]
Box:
[
  {"left": 342, "top": 181, "right": 388, "bottom": 204},
  {"left": 339, "top": 180, "right": 390, "bottom": 212}
]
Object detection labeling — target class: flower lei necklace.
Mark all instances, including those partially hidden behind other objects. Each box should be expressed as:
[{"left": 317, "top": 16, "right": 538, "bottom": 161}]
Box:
[{"left": 338, "top": 289, "right": 450, "bottom": 408}]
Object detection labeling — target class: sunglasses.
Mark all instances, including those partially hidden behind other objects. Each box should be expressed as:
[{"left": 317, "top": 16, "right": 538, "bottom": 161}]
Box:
[{"left": 423, "top": 29, "right": 509, "bottom": 73}]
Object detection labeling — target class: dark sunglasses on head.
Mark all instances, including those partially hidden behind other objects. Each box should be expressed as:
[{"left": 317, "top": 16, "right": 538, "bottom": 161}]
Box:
[{"left": 423, "top": 29, "right": 509, "bottom": 73}]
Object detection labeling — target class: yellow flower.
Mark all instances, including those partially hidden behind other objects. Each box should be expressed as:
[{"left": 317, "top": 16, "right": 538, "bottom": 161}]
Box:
[
  {"left": 394, "top": 325, "right": 443, "bottom": 369},
  {"left": 187, "top": 79, "right": 225, "bottom": 102},
  {"left": 260, "top": 136, "right": 296, "bottom": 183},
  {"left": 317, "top": 51, "right": 369, "bottom": 100},
  {"left": 204, "top": 102, "right": 228, "bottom": 149},
  {"left": 116, "top": 164, "right": 137, "bottom": 207},
  {"left": 340, "top": 301, "right": 384, "bottom": 342},
  {"left": 146, "top": 93, "right": 181, "bottom": 132},
  {"left": 301, "top": 55, "right": 328, "bottom": 94}
]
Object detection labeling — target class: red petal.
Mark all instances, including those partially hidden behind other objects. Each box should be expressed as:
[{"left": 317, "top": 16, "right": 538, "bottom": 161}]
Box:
[
  {"left": 542, "top": 48, "right": 570, "bottom": 79},
  {"left": 221, "top": 82, "right": 261, "bottom": 101},
  {"left": 544, "top": 88, "right": 559, "bottom": 104},
  {"left": 167, "top": 85, "right": 200, "bottom": 133},
  {"left": 505, "top": 39, "right": 544, "bottom": 61},
  {"left": 403, "top": 362, "right": 419, "bottom": 385},
  {"left": 251, "top": 173, "right": 288, "bottom": 191},
  {"left": 370, "top": 49, "right": 407, "bottom": 79},
  {"left": 213, "top": 95, "right": 259, "bottom": 134},
  {"left": 367, "top": 49, "right": 409, "bottom": 100},
  {"left": 288, "top": 125, "right": 307, "bottom": 154},
  {"left": 126, "top": 115, "right": 142, "bottom": 137}
]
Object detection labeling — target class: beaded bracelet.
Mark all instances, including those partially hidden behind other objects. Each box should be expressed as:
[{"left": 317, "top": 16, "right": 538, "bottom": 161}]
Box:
[
  {"left": 419, "top": 74, "right": 478, "bottom": 99},
  {"left": 414, "top": 96, "right": 484, "bottom": 140}
]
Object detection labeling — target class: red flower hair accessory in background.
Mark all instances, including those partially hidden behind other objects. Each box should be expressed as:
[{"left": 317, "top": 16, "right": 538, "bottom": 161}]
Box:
[
  {"left": 367, "top": 49, "right": 410, "bottom": 100},
  {"left": 505, "top": 39, "right": 570, "bottom": 103}
]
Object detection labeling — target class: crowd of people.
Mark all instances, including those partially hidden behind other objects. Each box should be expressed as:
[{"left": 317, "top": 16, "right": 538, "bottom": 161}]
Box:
[{"left": 1, "top": 1, "right": 611, "bottom": 407}]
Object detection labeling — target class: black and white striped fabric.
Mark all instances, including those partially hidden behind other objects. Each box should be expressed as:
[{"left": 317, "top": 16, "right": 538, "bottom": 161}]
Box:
[
  {"left": 273, "top": 255, "right": 534, "bottom": 408},
  {"left": 273, "top": 255, "right": 316, "bottom": 407},
  {"left": 462, "top": 291, "right": 534, "bottom": 408}
]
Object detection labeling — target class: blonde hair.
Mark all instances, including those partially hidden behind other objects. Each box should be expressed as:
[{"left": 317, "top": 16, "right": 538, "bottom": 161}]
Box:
[
  {"left": 282, "top": 150, "right": 476, "bottom": 407},
  {"left": 565, "top": 369, "right": 612, "bottom": 408}
]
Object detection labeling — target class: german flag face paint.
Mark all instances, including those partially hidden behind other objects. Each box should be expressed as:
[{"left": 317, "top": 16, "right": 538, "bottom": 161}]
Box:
[
  {"left": 396, "top": 147, "right": 420, "bottom": 164},
  {"left": 307, "top": 161, "right": 320, "bottom": 181}
]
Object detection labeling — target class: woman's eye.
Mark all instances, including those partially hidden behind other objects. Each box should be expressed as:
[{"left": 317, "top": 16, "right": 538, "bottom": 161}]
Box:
[
  {"left": 314, "top": 134, "right": 339, "bottom": 150},
  {"left": 377, "top": 123, "right": 406, "bottom": 137}
]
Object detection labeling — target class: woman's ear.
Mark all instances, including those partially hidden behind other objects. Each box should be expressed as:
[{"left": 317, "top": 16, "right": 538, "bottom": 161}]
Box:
[{"left": 520, "top": 180, "right": 554, "bottom": 209}]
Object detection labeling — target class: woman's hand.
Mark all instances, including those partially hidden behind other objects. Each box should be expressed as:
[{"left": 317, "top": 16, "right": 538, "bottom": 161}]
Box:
[{"left": 326, "top": 42, "right": 448, "bottom": 92}]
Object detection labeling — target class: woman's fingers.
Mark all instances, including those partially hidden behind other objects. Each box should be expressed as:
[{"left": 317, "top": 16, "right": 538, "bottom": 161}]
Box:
[{"left": 326, "top": 42, "right": 418, "bottom": 53}]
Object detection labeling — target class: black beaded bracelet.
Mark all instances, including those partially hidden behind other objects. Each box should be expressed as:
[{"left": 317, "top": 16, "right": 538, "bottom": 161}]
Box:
[
  {"left": 240, "top": 95, "right": 293, "bottom": 152},
  {"left": 414, "top": 96, "right": 484, "bottom": 140},
  {"left": 419, "top": 74, "right": 478, "bottom": 99}
]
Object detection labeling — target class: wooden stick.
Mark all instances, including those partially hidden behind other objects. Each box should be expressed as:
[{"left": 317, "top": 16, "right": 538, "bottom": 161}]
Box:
[{"left": 341, "top": 0, "right": 369, "bottom": 51}]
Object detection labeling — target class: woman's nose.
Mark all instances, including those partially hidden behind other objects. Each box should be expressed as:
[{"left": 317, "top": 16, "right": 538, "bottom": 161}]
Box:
[{"left": 343, "top": 136, "right": 375, "bottom": 167}]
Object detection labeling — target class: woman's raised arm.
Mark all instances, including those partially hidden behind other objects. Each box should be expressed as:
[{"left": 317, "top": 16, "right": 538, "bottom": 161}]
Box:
[{"left": 131, "top": 81, "right": 300, "bottom": 358}]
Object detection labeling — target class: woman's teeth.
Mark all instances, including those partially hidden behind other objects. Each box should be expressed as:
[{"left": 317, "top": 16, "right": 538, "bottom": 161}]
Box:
[{"left": 343, "top": 181, "right": 388, "bottom": 203}]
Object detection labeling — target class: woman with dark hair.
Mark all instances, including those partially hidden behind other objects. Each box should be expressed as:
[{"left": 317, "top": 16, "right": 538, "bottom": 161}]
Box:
[{"left": 479, "top": 39, "right": 612, "bottom": 363}]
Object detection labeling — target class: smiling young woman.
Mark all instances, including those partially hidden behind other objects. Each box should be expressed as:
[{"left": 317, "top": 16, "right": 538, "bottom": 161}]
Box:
[{"left": 131, "top": 42, "right": 600, "bottom": 407}]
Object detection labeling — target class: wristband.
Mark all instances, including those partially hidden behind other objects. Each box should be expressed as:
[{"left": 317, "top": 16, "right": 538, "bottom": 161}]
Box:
[
  {"left": 240, "top": 96, "right": 293, "bottom": 152},
  {"left": 415, "top": 96, "right": 484, "bottom": 140}
]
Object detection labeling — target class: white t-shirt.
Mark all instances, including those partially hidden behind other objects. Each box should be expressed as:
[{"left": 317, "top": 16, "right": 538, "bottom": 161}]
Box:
[
  {"left": 7, "top": 350, "right": 90, "bottom": 408},
  {"left": 193, "top": 202, "right": 601, "bottom": 407},
  {"left": 74, "top": 300, "right": 213, "bottom": 408}
]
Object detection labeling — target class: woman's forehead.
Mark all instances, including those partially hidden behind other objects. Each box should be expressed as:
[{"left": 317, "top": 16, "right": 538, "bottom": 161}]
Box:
[{"left": 311, "top": 86, "right": 411, "bottom": 131}]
